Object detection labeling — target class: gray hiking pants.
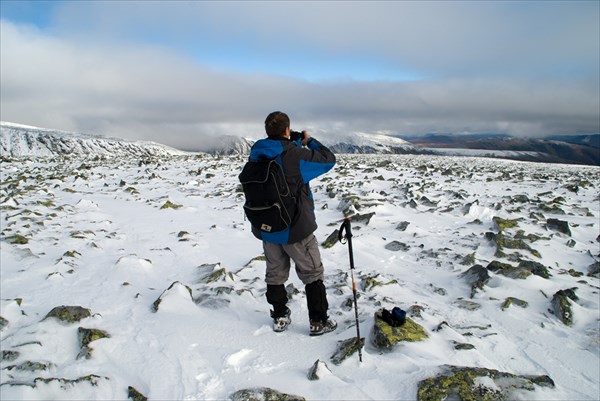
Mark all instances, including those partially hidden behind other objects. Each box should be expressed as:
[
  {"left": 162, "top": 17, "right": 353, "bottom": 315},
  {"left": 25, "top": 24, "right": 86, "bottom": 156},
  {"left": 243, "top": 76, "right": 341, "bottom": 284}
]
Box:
[{"left": 263, "top": 234, "right": 324, "bottom": 285}]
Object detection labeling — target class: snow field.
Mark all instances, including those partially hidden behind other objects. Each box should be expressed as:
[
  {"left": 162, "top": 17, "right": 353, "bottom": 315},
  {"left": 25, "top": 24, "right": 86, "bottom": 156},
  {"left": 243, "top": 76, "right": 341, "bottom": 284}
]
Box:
[{"left": 1, "top": 154, "right": 599, "bottom": 400}]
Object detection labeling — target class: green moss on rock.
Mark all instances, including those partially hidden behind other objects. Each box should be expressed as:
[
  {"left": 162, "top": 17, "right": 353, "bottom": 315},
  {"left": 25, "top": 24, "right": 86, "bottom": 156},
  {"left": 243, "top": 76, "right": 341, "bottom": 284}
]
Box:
[
  {"left": 551, "top": 289, "right": 577, "bottom": 326},
  {"left": 321, "top": 229, "right": 339, "bottom": 249},
  {"left": 230, "top": 387, "right": 306, "bottom": 401},
  {"left": 5, "top": 361, "right": 50, "bottom": 372},
  {"left": 128, "top": 386, "right": 148, "bottom": 401},
  {"left": 494, "top": 233, "right": 541, "bottom": 258},
  {"left": 493, "top": 216, "right": 519, "bottom": 232},
  {"left": 460, "top": 253, "right": 476, "bottom": 266},
  {"left": 44, "top": 305, "right": 91, "bottom": 323},
  {"left": 518, "top": 260, "right": 551, "bottom": 279},
  {"left": 330, "top": 337, "right": 365, "bottom": 365},
  {"left": 6, "top": 234, "right": 29, "bottom": 244},
  {"left": 78, "top": 327, "right": 111, "bottom": 359},
  {"left": 417, "top": 366, "right": 554, "bottom": 401},
  {"left": 152, "top": 281, "right": 193, "bottom": 312},
  {"left": 501, "top": 297, "right": 529, "bottom": 310},
  {"left": 160, "top": 200, "right": 183, "bottom": 209},
  {"left": 371, "top": 310, "right": 428, "bottom": 350},
  {"left": 362, "top": 275, "right": 398, "bottom": 291},
  {"left": 34, "top": 374, "right": 108, "bottom": 389}
]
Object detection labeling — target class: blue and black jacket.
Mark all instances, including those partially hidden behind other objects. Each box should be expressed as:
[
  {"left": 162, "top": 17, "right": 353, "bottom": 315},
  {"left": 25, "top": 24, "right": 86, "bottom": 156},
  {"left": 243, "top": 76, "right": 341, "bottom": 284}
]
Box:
[{"left": 248, "top": 136, "right": 336, "bottom": 244}]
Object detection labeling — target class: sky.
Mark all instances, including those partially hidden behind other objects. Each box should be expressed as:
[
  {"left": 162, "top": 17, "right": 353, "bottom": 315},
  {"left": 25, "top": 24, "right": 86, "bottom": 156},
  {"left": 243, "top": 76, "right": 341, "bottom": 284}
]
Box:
[{"left": 0, "top": 0, "right": 599, "bottom": 150}]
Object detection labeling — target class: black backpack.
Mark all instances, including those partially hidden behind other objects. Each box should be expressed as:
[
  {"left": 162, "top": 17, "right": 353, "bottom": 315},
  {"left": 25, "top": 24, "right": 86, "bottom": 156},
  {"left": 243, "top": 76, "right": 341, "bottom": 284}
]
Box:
[{"left": 239, "top": 159, "right": 297, "bottom": 234}]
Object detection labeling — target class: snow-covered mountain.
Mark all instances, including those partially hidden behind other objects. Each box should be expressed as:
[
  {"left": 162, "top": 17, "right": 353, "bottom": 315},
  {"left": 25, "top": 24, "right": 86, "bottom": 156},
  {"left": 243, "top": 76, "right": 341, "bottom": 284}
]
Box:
[
  {"left": 191, "top": 135, "right": 254, "bottom": 155},
  {"left": 0, "top": 122, "right": 189, "bottom": 159},
  {"left": 326, "top": 132, "right": 417, "bottom": 154}
]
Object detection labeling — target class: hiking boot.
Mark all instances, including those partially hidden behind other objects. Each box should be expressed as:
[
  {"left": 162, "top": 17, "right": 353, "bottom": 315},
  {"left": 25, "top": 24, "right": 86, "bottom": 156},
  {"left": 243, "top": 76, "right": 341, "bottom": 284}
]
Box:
[
  {"left": 271, "top": 308, "right": 291, "bottom": 332},
  {"left": 309, "top": 318, "right": 337, "bottom": 336}
]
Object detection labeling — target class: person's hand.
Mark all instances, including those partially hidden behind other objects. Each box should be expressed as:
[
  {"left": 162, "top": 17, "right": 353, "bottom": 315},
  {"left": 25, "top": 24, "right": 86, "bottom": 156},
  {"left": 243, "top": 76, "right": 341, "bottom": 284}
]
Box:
[{"left": 301, "top": 131, "right": 311, "bottom": 146}]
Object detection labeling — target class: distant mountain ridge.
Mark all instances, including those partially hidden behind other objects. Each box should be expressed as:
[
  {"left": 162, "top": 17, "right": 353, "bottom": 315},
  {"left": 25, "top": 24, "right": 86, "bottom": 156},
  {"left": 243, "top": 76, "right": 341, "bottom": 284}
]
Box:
[
  {"left": 0, "top": 122, "right": 188, "bottom": 159},
  {"left": 2, "top": 121, "right": 598, "bottom": 165},
  {"left": 401, "top": 133, "right": 600, "bottom": 166}
]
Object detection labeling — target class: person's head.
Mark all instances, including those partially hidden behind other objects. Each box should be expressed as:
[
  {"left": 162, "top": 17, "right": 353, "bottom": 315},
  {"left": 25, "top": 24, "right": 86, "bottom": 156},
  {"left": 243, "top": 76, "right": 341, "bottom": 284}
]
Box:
[{"left": 265, "top": 111, "right": 290, "bottom": 138}]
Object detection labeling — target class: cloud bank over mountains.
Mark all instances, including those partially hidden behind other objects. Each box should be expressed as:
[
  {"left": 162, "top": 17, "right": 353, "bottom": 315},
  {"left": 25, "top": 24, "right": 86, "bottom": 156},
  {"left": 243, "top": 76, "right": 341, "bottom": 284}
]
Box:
[{"left": 0, "top": 1, "right": 598, "bottom": 150}]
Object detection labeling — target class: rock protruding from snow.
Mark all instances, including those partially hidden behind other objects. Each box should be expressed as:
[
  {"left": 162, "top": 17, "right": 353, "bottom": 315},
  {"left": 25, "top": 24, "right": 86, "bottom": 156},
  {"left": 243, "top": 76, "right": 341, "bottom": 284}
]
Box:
[
  {"left": 230, "top": 387, "right": 306, "bottom": 401},
  {"left": 371, "top": 309, "right": 428, "bottom": 350},
  {"left": 417, "top": 365, "right": 555, "bottom": 401},
  {"left": 43, "top": 306, "right": 92, "bottom": 323}
]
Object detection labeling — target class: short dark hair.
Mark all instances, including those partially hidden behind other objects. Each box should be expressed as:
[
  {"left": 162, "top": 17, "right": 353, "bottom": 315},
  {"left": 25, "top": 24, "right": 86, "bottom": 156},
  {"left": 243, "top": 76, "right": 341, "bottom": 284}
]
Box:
[{"left": 265, "top": 111, "right": 289, "bottom": 137}]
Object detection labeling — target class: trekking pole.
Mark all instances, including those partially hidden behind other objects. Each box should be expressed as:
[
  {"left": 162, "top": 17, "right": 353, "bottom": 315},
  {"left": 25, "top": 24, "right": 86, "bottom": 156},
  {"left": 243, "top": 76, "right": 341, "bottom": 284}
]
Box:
[{"left": 338, "top": 218, "right": 363, "bottom": 363}]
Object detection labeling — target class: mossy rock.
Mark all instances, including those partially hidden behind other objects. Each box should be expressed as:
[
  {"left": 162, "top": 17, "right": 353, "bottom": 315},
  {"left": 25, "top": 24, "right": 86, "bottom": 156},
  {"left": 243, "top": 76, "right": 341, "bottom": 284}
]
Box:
[
  {"left": 321, "top": 229, "right": 339, "bottom": 249},
  {"left": 128, "top": 386, "right": 148, "bottom": 401},
  {"left": 510, "top": 195, "right": 530, "bottom": 203},
  {"left": 152, "top": 281, "right": 193, "bottom": 312},
  {"left": 330, "top": 337, "right": 364, "bottom": 365},
  {"left": 351, "top": 212, "right": 376, "bottom": 224},
  {"left": 561, "top": 268, "right": 583, "bottom": 278},
  {"left": 362, "top": 274, "right": 398, "bottom": 291},
  {"left": 485, "top": 261, "right": 512, "bottom": 273},
  {"left": 540, "top": 204, "right": 565, "bottom": 214},
  {"left": 514, "top": 230, "right": 549, "bottom": 242},
  {"left": 244, "top": 255, "right": 267, "bottom": 266},
  {"left": 497, "top": 265, "right": 532, "bottom": 280},
  {"left": 307, "top": 359, "right": 332, "bottom": 380},
  {"left": 501, "top": 297, "right": 529, "bottom": 310},
  {"left": 492, "top": 217, "right": 519, "bottom": 232},
  {"left": 2, "top": 350, "right": 20, "bottom": 361},
  {"left": 518, "top": 260, "right": 551, "bottom": 279},
  {"left": 44, "top": 305, "right": 91, "bottom": 323},
  {"left": 33, "top": 374, "right": 109, "bottom": 389},
  {"left": 371, "top": 310, "right": 428, "bottom": 350},
  {"left": 417, "top": 365, "right": 554, "bottom": 401},
  {"left": 551, "top": 289, "right": 577, "bottom": 326},
  {"left": 160, "top": 200, "right": 183, "bottom": 209},
  {"left": 453, "top": 342, "right": 475, "bottom": 350},
  {"left": 494, "top": 233, "right": 541, "bottom": 258},
  {"left": 588, "top": 261, "right": 600, "bottom": 278},
  {"left": 198, "top": 264, "right": 235, "bottom": 284},
  {"left": 452, "top": 299, "right": 482, "bottom": 311},
  {"left": 63, "top": 250, "right": 82, "bottom": 258},
  {"left": 78, "top": 327, "right": 111, "bottom": 359},
  {"left": 460, "top": 253, "right": 476, "bottom": 266},
  {"left": 6, "top": 234, "right": 29, "bottom": 244},
  {"left": 5, "top": 361, "right": 50, "bottom": 372},
  {"left": 230, "top": 387, "right": 305, "bottom": 401}
]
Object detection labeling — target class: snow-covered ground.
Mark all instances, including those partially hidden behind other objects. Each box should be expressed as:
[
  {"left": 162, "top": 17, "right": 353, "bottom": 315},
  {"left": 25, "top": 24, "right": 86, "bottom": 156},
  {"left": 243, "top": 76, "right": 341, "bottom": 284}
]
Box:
[{"left": 1, "top": 153, "right": 599, "bottom": 400}]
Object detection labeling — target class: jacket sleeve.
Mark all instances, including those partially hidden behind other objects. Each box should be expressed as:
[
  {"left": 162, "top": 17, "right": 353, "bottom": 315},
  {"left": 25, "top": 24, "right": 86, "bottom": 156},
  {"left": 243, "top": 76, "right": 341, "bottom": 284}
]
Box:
[{"left": 296, "top": 138, "right": 336, "bottom": 184}]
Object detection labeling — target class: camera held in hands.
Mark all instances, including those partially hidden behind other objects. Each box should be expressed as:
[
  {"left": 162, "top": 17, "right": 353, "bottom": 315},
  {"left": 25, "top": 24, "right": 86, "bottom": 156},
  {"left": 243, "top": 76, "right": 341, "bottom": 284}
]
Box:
[{"left": 290, "top": 130, "right": 306, "bottom": 142}]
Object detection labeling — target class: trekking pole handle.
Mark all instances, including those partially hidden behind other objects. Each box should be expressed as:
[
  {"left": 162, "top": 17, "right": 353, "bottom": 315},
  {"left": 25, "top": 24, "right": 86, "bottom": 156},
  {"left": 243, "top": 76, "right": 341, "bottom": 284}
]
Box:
[
  {"left": 338, "top": 218, "right": 353, "bottom": 244},
  {"left": 339, "top": 218, "right": 356, "bottom": 271}
]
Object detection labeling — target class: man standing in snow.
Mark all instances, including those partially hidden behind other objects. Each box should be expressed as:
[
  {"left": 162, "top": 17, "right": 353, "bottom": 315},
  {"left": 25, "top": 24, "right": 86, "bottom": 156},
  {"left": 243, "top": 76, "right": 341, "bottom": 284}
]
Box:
[{"left": 247, "top": 111, "right": 337, "bottom": 336}]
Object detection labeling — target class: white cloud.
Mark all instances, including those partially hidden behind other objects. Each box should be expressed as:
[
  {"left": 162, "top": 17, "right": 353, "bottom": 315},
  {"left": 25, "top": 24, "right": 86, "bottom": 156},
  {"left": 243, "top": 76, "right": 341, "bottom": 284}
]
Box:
[{"left": 1, "top": 13, "right": 598, "bottom": 150}]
